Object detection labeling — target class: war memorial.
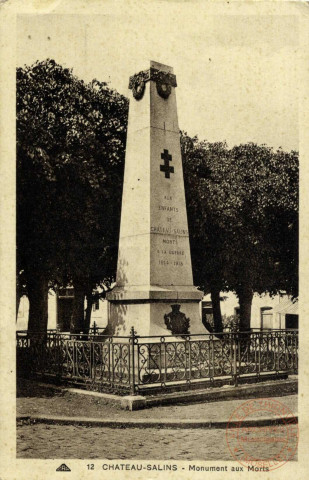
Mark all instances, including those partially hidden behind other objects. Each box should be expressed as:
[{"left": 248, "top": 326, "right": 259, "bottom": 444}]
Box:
[
  {"left": 107, "top": 60, "right": 204, "bottom": 337},
  {"left": 16, "top": 61, "right": 298, "bottom": 408}
]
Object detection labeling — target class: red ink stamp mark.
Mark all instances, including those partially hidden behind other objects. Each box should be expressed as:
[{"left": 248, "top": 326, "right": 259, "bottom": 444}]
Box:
[{"left": 226, "top": 398, "right": 298, "bottom": 471}]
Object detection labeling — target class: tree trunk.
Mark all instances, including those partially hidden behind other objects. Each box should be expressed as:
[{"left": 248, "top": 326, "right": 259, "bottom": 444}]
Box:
[
  {"left": 70, "top": 279, "right": 86, "bottom": 334},
  {"left": 27, "top": 274, "right": 49, "bottom": 333},
  {"left": 210, "top": 287, "right": 223, "bottom": 335},
  {"left": 237, "top": 285, "right": 253, "bottom": 332}
]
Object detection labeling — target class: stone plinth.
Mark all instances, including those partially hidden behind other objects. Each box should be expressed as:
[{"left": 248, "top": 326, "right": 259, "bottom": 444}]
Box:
[{"left": 107, "top": 60, "right": 204, "bottom": 337}]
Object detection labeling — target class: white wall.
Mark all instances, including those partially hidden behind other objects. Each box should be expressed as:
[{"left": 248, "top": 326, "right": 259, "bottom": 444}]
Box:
[
  {"left": 17, "top": 289, "right": 295, "bottom": 331},
  {"left": 202, "top": 291, "right": 293, "bottom": 329},
  {"left": 90, "top": 299, "right": 108, "bottom": 328},
  {"left": 16, "top": 295, "right": 29, "bottom": 331},
  {"left": 16, "top": 290, "right": 109, "bottom": 331},
  {"left": 47, "top": 291, "right": 57, "bottom": 329}
]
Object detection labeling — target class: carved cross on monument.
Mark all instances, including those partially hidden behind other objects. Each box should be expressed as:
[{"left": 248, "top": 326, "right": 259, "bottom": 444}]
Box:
[{"left": 160, "top": 149, "right": 174, "bottom": 179}]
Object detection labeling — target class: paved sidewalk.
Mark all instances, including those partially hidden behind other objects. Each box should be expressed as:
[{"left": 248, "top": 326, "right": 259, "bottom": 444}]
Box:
[{"left": 17, "top": 378, "right": 297, "bottom": 426}]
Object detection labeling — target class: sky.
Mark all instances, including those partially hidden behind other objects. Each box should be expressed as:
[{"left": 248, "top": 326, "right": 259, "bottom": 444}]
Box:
[{"left": 17, "top": 11, "right": 299, "bottom": 151}]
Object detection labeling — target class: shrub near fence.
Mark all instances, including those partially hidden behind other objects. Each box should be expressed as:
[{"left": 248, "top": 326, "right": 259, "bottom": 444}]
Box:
[{"left": 16, "top": 329, "right": 298, "bottom": 395}]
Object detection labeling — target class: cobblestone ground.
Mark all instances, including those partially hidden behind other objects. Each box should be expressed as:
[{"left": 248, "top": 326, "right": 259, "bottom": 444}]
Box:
[{"left": 17, "top": 424, "right": 298, "bottom": 461}]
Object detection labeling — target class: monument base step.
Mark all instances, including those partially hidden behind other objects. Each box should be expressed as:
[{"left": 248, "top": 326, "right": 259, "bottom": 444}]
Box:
[
  {"left": 139, "top": 371, "right": 289, "bottom": 390},
  {"left": 18, "top": 375, "right": 297, "bottom": 410}
]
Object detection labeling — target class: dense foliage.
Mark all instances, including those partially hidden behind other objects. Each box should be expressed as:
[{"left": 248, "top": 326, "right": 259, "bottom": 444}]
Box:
[
  {"left": 17, "top": 59, "right": 128, "bottom": 332},
  {"left": 182, "top": 133, "right": 298, "bottom": 330}
]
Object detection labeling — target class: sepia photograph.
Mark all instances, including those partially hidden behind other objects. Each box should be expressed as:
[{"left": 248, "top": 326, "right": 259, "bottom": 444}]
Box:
[{"left": 1, "top": 1, "right": 307, "bottom": 479}]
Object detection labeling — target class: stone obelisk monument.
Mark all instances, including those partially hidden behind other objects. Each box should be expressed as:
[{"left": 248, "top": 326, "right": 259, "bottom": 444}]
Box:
[{"left": 107, "top": 60, "right": 204, "bottom": 336}]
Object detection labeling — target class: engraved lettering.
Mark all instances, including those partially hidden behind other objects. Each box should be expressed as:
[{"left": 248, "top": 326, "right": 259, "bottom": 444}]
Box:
[
  {"left": 158, "top": 205, "right": 179, "bottom": 212},
  {"left": 151, "top": 226, "right": 188, "bottom": 236},
  {"left": 151, "top": 226, "right": 172, "bottom": 234},
  {"left": 163, "top": 239, "right": 177, "bottom": 245}
]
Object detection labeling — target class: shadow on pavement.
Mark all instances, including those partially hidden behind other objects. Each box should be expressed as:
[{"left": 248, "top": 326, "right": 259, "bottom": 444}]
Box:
[{"left": 17, "top": 378, "right": 65, "bottom": 398}]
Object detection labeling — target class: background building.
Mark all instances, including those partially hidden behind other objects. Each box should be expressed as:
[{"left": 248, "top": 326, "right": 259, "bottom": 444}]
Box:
[
  {"left": 17, "top": 290, "right": 298, "bottom": 332},
  {"left": 202, "top": 292, "right": 298, "bottom": 330}
]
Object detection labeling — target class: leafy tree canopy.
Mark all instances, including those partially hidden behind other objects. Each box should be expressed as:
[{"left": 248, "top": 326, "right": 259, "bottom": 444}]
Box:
[
  {"left": 182, "top": 132, "right": 298, "bottom": 329},
  {"left": 17, "top": 59, "right": 128, "bottom": 285},
  {"left": 17, "top": 59, "right": 128, "bottom": 330}
]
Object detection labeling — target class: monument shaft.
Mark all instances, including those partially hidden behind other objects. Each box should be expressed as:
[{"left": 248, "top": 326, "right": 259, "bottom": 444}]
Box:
[{"left": 107, "top": 61, "right": 204, "bottom": 336}]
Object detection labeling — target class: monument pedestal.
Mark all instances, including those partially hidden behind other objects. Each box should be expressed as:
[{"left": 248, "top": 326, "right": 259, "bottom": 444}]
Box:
[
  {"left": 107, "top": 60, "right": 205, "bottom": 338},
  {"left": 108, "top": 285, "right": 203, "bottom": 337}
]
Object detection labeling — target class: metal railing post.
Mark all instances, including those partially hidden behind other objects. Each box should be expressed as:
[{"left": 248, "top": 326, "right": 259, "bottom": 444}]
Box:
[
  {"left": 257, "top": 332, "right": 261, "bottom": 381},
  {"left": 275, "top": 332, "right": 280, "bottom": 376},
  {"left": 294, "top": 332, "right": 298, "bottom": 373},
  {"left": 186, "top": 336, "right": 191, "bottom": 383},
  {"left": 161, "top": 337, "right": 167, "bottom": 386},
  {"left": 73, "top": 339, "right": 76, "bottom": 378},
  {"left": 57, "top": 334, "right": 62, "bottom": 381},
  {"left": 108, "top": 337, "right": 112, "bottom": 386},
  {"left": 90, "top": 340, "right": 93, "bottom": 382},
  {"left": 130, "top": 327, "right": 136, "bottom": 395},
  {"left": 210, "top": 334, "right": 215, "bottom": 385},
  {"left": 233, "top": 333, "right": 238, "bottom": 386}
]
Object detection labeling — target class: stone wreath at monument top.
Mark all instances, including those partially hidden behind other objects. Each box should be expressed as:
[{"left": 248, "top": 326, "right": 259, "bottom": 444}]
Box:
[{"left": 106, "top": 60, "right": 205, "bottom": 337}]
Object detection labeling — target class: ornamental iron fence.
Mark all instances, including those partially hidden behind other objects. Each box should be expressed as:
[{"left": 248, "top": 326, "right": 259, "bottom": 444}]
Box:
[{"left": 16, "top": 329, "right": 298, "bottom": 395}]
